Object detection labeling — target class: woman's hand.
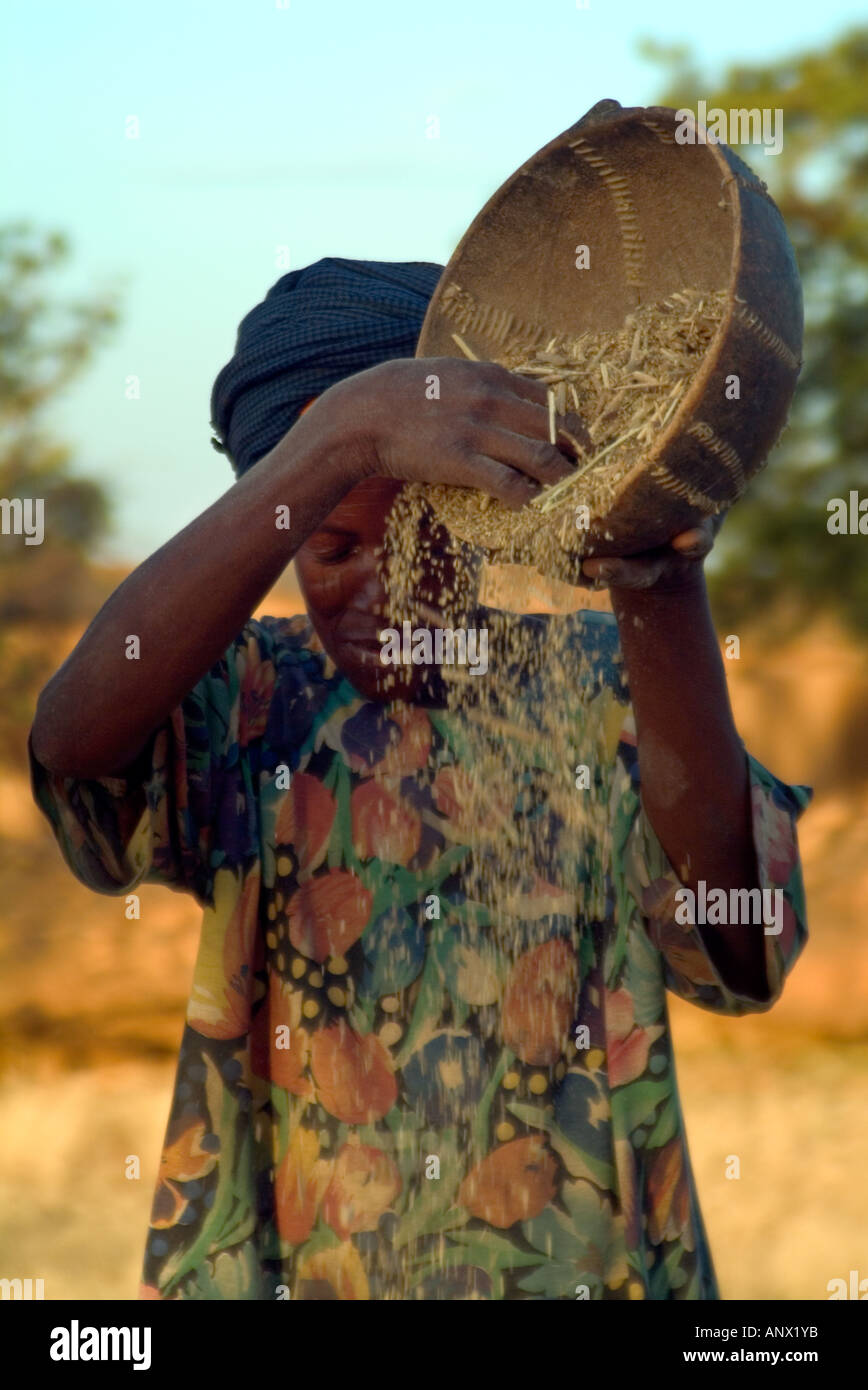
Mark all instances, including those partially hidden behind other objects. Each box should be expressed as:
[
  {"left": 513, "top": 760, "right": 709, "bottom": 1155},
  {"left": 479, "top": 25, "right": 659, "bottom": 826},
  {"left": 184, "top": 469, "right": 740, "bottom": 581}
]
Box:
[
  {"left": 324, "top": 356, "right": 590, "bottom": 509},
  {"left": 576, "top": 513, "right": 725, "bottom": 593}
]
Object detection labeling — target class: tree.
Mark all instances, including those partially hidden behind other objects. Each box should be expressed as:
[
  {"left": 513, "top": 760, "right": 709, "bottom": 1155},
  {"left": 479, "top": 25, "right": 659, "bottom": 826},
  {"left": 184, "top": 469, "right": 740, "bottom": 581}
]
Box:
[
  {"left": 0, "top": 223, "right": 119, "bottom": 762},
  {"left": 643, "top": 28, "right": 868, "bottom": 637}
]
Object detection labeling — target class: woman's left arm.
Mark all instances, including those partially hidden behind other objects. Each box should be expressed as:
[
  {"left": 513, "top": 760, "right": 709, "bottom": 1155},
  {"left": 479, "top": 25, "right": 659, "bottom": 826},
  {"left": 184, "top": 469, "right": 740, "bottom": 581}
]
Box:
[{"left": 582, "top": 519, "right": 769, "bottom": 1000}]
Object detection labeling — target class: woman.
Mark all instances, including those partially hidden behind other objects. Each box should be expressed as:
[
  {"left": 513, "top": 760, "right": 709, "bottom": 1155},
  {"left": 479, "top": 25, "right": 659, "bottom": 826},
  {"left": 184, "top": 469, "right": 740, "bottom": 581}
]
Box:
[{"left": 28, "top": 257, "right": 811, "bottom": 1300}]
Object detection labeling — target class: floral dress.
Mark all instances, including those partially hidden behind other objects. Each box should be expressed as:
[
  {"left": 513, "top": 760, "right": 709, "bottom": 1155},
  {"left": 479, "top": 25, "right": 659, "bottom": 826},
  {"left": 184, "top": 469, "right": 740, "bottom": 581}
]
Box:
[{"left": 27, "top": 608, "right": 811, "bottom": 1301}]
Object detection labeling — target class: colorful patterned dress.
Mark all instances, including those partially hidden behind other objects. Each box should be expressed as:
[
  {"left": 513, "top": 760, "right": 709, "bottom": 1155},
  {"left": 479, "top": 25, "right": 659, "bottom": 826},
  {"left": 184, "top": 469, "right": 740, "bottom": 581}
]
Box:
[{"left": 28, "top": 608, "right": 811, "bottom": 1300}]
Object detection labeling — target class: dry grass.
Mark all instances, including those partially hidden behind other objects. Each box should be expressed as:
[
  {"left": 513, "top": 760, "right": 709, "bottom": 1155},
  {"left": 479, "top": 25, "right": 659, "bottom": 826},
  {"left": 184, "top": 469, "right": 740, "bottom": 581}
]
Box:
[{"left": 426, "top": 287, "right": 728, "bottom": 571}]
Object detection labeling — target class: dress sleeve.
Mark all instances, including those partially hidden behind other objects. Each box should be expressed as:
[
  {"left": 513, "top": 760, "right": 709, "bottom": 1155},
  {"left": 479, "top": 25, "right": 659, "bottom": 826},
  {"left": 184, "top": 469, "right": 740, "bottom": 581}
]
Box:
[
  {"left": 27, "top": 617, "right": 275, "bottom": 909},
  {"left": 612, "top": 715, "right": 813, "bottom": 1016}
]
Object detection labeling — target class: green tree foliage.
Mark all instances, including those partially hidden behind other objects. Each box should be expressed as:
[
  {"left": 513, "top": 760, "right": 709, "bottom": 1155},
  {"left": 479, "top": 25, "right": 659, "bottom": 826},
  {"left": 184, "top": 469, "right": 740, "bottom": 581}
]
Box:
[
  {"left": 644, "top": 28, "right": 868, "bottom": 637},
  {"left": 0, "top": 224, "right": 119, "bottom": 761}
]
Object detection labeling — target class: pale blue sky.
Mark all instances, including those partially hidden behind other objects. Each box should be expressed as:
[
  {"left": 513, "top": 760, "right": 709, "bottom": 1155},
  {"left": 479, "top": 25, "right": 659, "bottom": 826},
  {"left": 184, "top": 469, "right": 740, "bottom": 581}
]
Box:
[{"left": 4, "top": 0, "right": 863, "bottom": 561}]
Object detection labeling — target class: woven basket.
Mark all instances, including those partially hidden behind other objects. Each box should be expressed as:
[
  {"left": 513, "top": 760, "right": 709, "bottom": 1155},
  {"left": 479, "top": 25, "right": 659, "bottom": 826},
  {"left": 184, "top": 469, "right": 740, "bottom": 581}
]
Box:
[{"left": 415, "top": 98, "right": 803, "bottom": 574}]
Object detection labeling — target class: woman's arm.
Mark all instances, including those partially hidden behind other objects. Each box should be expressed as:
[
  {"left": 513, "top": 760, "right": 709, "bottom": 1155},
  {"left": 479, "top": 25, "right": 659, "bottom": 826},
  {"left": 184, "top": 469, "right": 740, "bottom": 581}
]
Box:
[
  {"left": 610, "top": 574, "right": 767, "bottom": 999},
  {"left": 30, "top": 356, "right": 582, "bottom": 779},
  {"left": 29, "top": 400, "right": 365, "bottom": 778},
  {"left": 583, "top": 525, "right": 769, "bottom": 1001}
]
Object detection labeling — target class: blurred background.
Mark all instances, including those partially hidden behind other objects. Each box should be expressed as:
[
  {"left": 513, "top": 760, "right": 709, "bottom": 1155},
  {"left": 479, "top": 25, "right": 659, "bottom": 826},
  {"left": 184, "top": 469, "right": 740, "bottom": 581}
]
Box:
[{"left": 1, "top": 0, "right": 866, "bottom": 1300}]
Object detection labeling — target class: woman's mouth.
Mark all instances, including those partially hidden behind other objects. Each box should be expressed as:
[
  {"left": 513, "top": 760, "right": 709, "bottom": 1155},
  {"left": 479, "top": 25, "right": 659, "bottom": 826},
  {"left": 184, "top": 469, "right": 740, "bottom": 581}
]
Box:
[
  {"left": 335, "top": 633, "right": 392, "bottom": 670},
  {"left": 341, "top": 632, "right": 384, "bottom": 652}
]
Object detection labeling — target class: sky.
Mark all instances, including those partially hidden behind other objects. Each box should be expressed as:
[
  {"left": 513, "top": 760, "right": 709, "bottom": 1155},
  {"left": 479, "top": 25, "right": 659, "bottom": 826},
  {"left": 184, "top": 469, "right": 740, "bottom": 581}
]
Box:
[{"left": 4, "top": 0, "right": 865, "bottom": 563}]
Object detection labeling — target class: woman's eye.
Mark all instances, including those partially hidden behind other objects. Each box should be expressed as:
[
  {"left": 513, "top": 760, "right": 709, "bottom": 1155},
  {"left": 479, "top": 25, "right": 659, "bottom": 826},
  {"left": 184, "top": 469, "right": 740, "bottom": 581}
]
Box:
[{"left": 316, "top": 541, "right": 358, "bottom": 564}]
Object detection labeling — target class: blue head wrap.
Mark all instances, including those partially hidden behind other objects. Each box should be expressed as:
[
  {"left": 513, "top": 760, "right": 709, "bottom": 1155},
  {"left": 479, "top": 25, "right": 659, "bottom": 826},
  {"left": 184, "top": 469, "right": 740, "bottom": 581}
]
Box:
[{"left": 210, "top": 256, "right": 444, "bottom": 479}]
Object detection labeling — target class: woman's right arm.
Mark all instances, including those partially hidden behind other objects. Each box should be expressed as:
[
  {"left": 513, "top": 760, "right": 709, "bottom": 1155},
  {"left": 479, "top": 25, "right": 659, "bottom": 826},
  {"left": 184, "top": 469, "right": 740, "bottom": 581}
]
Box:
[
  {"left": 30, "top": 357, "right": 583, "bottom": 778},
  {"left": 29, "top": 388, "right": 371, "bottom": 778}
]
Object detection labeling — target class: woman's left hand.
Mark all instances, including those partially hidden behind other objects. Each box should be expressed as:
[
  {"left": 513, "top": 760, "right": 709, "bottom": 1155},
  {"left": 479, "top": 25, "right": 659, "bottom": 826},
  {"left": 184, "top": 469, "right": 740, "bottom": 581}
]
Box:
[{"left": 577, "top": 513, "right": 725, "bottom": 593}]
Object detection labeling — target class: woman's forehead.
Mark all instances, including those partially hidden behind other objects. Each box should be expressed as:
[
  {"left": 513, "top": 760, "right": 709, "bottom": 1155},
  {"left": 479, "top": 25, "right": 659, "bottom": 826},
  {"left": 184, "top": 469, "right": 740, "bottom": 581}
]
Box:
[{"left": 320, "top": 477, "right": 405, "bottom": 532}]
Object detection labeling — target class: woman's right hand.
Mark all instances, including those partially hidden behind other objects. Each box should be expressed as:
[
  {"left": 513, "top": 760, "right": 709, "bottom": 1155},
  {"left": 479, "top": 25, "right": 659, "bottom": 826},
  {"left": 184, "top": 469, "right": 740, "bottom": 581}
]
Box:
[{"left": 321, "top": 356, "right": 591, "bottom": 509}]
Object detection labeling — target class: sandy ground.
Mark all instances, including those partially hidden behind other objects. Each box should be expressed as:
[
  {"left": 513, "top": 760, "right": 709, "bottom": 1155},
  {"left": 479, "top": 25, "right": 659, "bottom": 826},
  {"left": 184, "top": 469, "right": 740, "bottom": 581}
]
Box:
[
  {"left": 1, "top": 1027, "right": 864, "bottom": 1301},
  {"left": 670, "top": 1009, "right": 868, "bottom": 1301}
]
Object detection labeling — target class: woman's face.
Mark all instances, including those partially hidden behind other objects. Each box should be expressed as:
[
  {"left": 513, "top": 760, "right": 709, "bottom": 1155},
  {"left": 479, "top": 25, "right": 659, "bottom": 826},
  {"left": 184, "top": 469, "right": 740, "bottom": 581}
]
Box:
[{"left": 295, "top": 476, "right": 478, "bottom": 702}]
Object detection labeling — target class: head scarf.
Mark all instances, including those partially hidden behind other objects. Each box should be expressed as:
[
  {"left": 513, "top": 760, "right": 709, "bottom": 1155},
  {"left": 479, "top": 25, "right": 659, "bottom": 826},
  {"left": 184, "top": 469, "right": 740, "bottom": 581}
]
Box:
[{"left": 210, "top": 257, "right": 445, "bottom": 479}]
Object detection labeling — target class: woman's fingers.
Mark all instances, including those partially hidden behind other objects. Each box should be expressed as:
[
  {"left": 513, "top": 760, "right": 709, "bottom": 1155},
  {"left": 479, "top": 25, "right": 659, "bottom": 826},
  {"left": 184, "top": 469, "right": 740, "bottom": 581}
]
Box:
[
  {"left": 670, "top": 521, "right": 715, "bottom": 557},
  {"left": 577, "top": 516, "right": 722, "bottom": 590},
  {"left": 473, "top": 427, "right": 578, "bottom": 487},
  {"left": 502, "top": 374, "right": 592, "bottom": 452},
  {"left": 581, "top": 554, "right": 670, "bottom": 590},
  {"left": 455, "top": 454, "right": 544, "bottom": 510}
]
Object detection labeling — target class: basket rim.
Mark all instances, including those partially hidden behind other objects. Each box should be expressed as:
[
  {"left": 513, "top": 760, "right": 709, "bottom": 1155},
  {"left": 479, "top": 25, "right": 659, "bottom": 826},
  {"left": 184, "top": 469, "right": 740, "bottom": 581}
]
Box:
[{"left": 415, "top": 99, "right": 799, "bottom": 543}]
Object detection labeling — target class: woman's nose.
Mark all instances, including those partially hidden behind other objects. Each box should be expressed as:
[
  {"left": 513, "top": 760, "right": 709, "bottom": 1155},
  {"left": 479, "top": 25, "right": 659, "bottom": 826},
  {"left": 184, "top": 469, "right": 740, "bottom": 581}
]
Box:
[{"left": 349, "top": 560, "right": 389, "bottom": 618}]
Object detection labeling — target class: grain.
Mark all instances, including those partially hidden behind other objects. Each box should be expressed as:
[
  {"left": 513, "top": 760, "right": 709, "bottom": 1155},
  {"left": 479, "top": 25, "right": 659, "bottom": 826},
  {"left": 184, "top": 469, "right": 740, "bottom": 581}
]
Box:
[
  {"left": 376, "top": 419, "right": 636, "bottom": 1300},
  {"left": 423, "top": 287, "right": 728, "bottom": 577}
]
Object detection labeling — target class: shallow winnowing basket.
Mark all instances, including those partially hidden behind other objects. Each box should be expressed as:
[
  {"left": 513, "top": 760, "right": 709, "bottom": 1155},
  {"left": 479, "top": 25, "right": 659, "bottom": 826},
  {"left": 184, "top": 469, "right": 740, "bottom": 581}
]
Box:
[{"left": 415, "top": 98, "right": 804, "bottom": 577}]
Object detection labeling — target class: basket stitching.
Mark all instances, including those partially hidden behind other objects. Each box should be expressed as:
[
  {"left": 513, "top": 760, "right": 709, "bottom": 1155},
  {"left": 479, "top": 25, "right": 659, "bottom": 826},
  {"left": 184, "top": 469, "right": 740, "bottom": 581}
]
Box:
[
  {"left": 686, "top": 420, "right": 746, "bottom": 492},
  {"left": 732, "top": 302, "right": 801, "bottom": 372},
  {"left": 647, "top": 463, "right": 730, "bottom": 511},
  {"left": 439, "top": 281, "right": 550, "bottom": 351},
  {"left": 639, "top": 119, "right": 677, "bottom": 145},
  {"left": 566, "top": 137, "right": 646, "bottom": 286}
]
